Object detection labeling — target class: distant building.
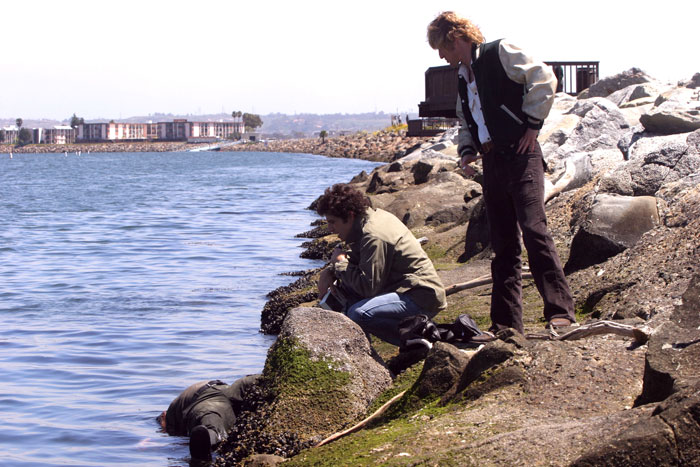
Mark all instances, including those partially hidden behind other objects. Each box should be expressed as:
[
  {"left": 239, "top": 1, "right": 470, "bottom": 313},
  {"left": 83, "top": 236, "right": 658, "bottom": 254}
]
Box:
[
  {"left": 36, "top": 125, "right": 76, "bottom": 144},
  {"left": 189, "top": 121, "right": 241, "bottom": 141},
  {"left": 78, "top": 122, "right": 149, "bottom": 142},
  {"left": 78, "top": 119, "right": 244, "bottom": 142},
  {"left": 1, "top": 126, "right": 19, "bottom": 144}
]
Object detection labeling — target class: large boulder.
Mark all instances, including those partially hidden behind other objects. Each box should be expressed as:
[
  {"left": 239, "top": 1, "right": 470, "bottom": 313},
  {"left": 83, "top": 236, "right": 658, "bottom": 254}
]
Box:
[
  {"left": 572, "top": 381, "right": 700, "bottom": 467},
  {"left": 548, "top": 98, "right": 630, "bottom": 169},
  {"left": 411, "top": 342, "right": 471, "bottom": 400},
  {"left": 444, "top": 339, "right": 523, "bottom": 402},
  {"left": 217, "top": 307, "right": 392, "bottom": 464},
  {"left": 544, "top": 153, "right": 593, "bottom": 202},
  {"left": 374, "top": 171, "right": 479, "bottom": 228},
  {"left": 565, "top": 193, "right": 660, "bottom": 273},
  {"left": 600, "top": 130, "right": 700, "bottom": 196},
  {"left": 636, "top": 273, "right": 700, "bottom": 405},
  {"left": 461, "top": 196, "right": 491, "bottom": 261},
  {"left": 682, "top": 72, "right": 700, "bottom": 89},
  {"left": 580, "top": 67, "right": 653, "bottom": 99},
  {"left": 640, "top": 87, "right": 700, "bottom": 134},
  {"left": 245, "top": 308, "right": 391, "bottom": 453},
  {"left": 568, "top": 185, "right": 700, "bottom": 321},
  {"left": 606, "top": 83, "right": 659, "bottom": 107}
]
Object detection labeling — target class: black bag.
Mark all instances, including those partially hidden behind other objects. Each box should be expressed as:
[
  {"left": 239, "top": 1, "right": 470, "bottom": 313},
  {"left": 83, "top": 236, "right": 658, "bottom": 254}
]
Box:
[
  {"left": 436, "top": 313, "right": 487, "bottom": 343},
  {"left": 398, "top": 314, "right": 441, "bottom": 351},
  {"left": 450, "top": 314, "right": 484, "bottom": 341}
]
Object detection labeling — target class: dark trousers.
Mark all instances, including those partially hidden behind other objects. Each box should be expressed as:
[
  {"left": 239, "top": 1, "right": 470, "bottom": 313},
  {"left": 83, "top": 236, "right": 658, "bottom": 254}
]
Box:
[{"left": 482, "top": 144, "right": 575, "bottom": 333}]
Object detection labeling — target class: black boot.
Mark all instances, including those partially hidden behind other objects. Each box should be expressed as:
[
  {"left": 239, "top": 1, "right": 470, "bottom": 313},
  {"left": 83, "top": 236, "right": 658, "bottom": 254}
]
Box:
[{"left": 189, "top": 425, "right": 212, "bottom": 461}]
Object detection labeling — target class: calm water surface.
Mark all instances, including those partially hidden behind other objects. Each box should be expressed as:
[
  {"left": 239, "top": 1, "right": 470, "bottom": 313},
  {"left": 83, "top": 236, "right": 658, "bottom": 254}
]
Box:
[{"left": 0, "top": 150, "right": 379, "bottom": 466}]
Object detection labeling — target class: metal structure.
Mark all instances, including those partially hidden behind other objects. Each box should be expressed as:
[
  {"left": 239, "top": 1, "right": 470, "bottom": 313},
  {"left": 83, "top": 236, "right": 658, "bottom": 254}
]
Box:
[
  {"left": 408, "top": 65, "right": 459, "bottom": 136},
  {"left": 407, "top": 60, "right": 599, "bottom": 137},
  {"left": 545, "top": 61, "right": 599, "bottom": 95}
]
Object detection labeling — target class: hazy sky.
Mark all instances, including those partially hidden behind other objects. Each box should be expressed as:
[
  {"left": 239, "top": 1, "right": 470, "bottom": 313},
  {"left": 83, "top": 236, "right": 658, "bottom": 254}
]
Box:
[{"left": 2, "top": 0, "right": 696, "bottom": 121}]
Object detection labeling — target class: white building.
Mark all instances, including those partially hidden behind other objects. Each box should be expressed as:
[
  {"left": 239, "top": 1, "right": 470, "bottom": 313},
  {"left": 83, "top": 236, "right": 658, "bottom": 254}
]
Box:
[
  {"left": 1, "top": 125, "right": 19, "bottom": 144},
  {"left": 78, "top": 120, "right": 244, "bottom": 142},
  {"left": 37, "top": 125, "right": 76, "bottom": 144}
]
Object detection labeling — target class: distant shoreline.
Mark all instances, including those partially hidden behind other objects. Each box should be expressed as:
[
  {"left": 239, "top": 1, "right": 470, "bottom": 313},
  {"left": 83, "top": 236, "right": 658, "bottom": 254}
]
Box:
[
  {"left": 2, "top": 129, "right": 429, "bottom": 163},
  {"left": 0, "top": 141, "right": 198, "bottom": 154}
]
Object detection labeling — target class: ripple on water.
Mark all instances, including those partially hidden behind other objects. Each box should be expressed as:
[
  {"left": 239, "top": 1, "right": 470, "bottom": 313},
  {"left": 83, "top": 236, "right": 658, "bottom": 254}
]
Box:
[{"left": 0, "top": 151, "right": 380, "bottom": 466}]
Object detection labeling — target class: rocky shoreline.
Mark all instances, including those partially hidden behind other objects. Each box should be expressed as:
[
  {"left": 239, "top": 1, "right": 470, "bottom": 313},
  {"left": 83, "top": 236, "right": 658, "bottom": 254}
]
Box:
[
  {"left": 0, "top": 141, "right": 197, "bottom": 154},
  {"left": 1, "top": 129, "right": 427, "bottom": 163},
  {"left": 211, "top": 68, "right": 700, "bottom": 466},
  {"left": 222, "top": 129, "right": 427, "bottom": 162}
]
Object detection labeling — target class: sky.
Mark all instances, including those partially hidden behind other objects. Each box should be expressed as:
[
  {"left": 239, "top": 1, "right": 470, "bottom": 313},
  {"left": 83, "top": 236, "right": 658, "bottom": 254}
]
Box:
[{"left": 2, "top": 0, "right": 696, "bottom": 121}]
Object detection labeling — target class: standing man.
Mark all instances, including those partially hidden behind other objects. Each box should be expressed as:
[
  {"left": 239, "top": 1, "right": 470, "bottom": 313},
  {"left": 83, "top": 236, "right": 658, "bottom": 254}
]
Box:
[
  {"left": 427, "top": 12, "right": 576, "bottom": 334},
  {"left": 316, "top": 183, "right": 447, "bottom": 346}
]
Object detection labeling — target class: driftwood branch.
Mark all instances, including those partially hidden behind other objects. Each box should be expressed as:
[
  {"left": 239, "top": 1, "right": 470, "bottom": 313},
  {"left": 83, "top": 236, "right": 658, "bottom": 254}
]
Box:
[
  {"left": 446, "top": 272, "right": 533, "bottom": 296},
  {"left": 555, "top": 320, "right": 651, "bottom": 344},
  {"left": 315, "top": 390, "right": 407, "bottom": 447},
  {"left": 526, "top": 320, "right": 651, "bottom": 344}
]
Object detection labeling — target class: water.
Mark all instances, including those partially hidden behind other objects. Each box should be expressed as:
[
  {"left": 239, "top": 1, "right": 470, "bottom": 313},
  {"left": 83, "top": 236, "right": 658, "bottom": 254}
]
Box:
[{"left": 0, "top": 151, "right": 379, "bottom": 466}]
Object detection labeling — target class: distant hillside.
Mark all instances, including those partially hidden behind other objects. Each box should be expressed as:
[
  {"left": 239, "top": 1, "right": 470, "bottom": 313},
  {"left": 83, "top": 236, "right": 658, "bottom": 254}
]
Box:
[{"left": 0, "top": 112, "right": 417, "bottom": 138}]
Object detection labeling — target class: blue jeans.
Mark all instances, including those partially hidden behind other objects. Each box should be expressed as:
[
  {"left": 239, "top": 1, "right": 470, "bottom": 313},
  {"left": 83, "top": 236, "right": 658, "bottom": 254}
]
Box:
[{"left": 346, "top": 293, "right": 431, "bottom": 346}]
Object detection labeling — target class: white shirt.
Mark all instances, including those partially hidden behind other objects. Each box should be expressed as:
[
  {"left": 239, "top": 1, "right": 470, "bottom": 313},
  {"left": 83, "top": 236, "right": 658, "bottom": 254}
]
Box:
[{"left": 459, "top": 63, "right": 492, "bottom": 146}]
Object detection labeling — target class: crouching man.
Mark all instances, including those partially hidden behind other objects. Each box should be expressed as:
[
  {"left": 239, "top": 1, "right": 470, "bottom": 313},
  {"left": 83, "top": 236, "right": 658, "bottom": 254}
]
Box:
[
  {"left": 158, "top": 374, "right": 260, "bottom": 462},
  {"left": 316, "top": 183, "right": 447, "bottom": 346}
]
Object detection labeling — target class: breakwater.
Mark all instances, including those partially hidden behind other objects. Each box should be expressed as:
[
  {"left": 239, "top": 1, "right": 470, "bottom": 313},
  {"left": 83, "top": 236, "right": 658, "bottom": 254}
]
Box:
[
  {"left": 0, "top": 141, "right": 193, "bottom": 154},
  {"left": 223, "top": 130, "right": 427, "bottom": 162}
]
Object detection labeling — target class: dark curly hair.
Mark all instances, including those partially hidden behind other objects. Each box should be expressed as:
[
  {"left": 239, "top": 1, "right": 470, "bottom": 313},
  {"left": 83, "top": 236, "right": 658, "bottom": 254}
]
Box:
[{"left": 316, "top": 183, "right": 370, "bottom": 221}]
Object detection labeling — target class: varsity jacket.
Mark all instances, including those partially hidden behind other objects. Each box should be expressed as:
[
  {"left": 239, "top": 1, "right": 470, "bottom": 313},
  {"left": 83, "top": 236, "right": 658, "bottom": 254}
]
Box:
[{"left": 456, "top": 39, "right": 556, "bottom": 157}]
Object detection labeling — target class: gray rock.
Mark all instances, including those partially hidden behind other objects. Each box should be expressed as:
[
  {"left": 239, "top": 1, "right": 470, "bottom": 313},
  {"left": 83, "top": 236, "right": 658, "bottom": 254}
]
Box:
[
  {"left": 243, "top": 454, "right": 287, "bottom": 466},
  {"left": 428, "top": 142, "right": 448, "bottom": 152},
  {"left": 545, "top": 127, "right": 570, "bottom": 146},
  {"left": 400, "top": 147, "right": 458, "bottom": 162},
  {"left": 409, "top": 159, "right": 457, "bottom": 185},
  {"left": 581, "top": 68, "right": 653, "bottom": 99},
  {"left": 606, "top": 83, "right": 657, "bottom": 107},
  {"left": 387, "top": 161, "right": 403, "bottom": 172},
  {"left": 544, "top": 153, "right": 593, "bottom": 202},
  {"left": 412, "top": 342, "right": 470, "bottom": 399},
  {"left": 617, "top": 124, "right": 646, "bottom": 160},
  {"left": 349, "top": 170, "right": 370, "bottom": 183},
  {"left": 565, "top": 193, "right": 660, "bottom": 273},
  {"left": 381, "top": 173, "right": 479, "bottom": 228},
  {"left": 263, "top": 307, "right": 392, "bottom": 442},
  {"left": 412, "top": 160, "right": 435, "bottom": 184},
  {"left": 682, "top": 72, "right": 700, "bottom": 89},
  {"left": 572, "top": 384, "right": 700, "bottom": 467},
  {"left": 446, "top": 340, "right": 521, "bottom": 401},
  {"left": 620, "top": 96, "right": 656, "bottom": 108},
  {"left": 461, "top": 197, "right": 491, "bottom": 261},
  {"left": 555, "top": 98, "right": 630, "bottom": 156},
  {"left": 463, "top": 184, "right": 483, "bottom": 203},
  {"left": 640, "top": 87, "right": 700, "bottom": 133},
  {"left": 598, "top": 166, "right": 634, "bottom": 195},
  {"left": 636, "top": 273, "right": 700, "bottom": 405},
  {"left": 627, "top": 133, "right": 700, "bottom": 195},
  {"left": 640, "top": 98, "right": 700, "bottom": 134}
]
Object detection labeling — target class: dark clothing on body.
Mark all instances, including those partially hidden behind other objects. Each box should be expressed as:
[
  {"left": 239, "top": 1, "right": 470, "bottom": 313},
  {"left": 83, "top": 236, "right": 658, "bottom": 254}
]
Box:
[
  {"left": 456, "top": 39, "right": 575, "bottom": 333},
  {"left": 165, "top": 375, "right": 259, "bottom": 446}
]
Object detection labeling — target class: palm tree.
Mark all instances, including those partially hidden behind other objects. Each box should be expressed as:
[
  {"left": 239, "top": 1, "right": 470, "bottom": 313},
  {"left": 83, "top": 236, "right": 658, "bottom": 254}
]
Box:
[
  {"left": 14, "top": 118, "right": 23, "bottom": 144},
  {"left": 319, "top": 130, "right": 328, "bottom": 144},
  {"left": 231, "top": 111, "right": 243, "bottom": 139}
]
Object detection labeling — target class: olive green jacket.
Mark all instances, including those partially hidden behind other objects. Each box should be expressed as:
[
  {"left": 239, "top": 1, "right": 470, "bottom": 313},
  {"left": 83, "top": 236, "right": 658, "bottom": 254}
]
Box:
[{"left": 332, "top": 208, "right": 447, "bottom": 315}]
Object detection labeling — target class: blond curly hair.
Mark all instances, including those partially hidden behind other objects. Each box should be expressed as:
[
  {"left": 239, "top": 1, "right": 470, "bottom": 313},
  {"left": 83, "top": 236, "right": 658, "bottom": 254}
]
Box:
[{"left": 427, "top": 11, "right": 485, "bottom": 49}]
